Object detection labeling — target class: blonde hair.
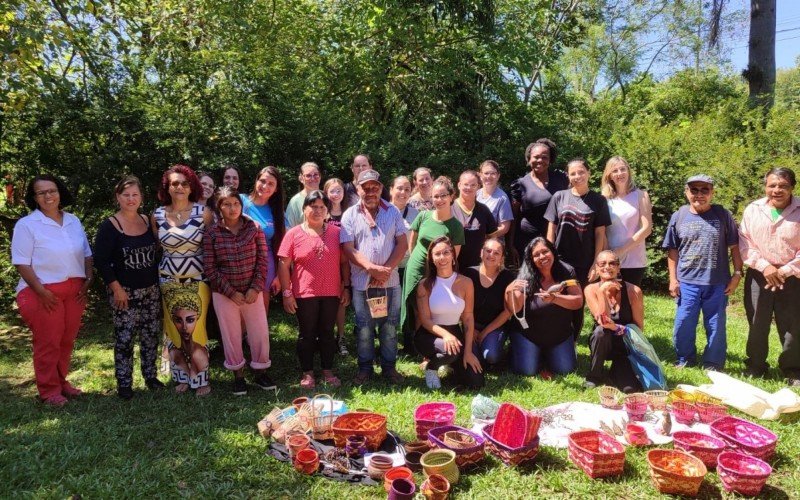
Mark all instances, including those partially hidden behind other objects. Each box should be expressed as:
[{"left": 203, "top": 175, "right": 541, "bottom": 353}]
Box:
[{"left": 601, "top": 156, "right": 636, "bottom": 198}]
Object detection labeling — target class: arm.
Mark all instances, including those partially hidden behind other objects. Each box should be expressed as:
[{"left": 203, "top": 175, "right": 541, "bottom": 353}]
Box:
[
  {"left": 505, "top": 280, "right": 526, "bottom": 313},
  {"left": 94, "top": 220, "right": 128, "bottom": 310},
  {"left": 383, "top": 233, "right": 409, "bottom": 270},
  {"left": 245, "top": 230, "right": 268, "bottom": 304},
  {"left": 339, "top": 248, "right": 351, "bottom": 306},
  {"left": 202, "top": 229, "right": 239, "bottom": 301},
  {"left": 487, "top": 220, "right": 510, "bottom": 239},
  {"left": 594, "top": 225, "right": 607, "bottom": 258},
  {"left": 477, "top": 308, "right": 512, "bottom": 341},
  {"left": 11, "top": 222, "right": 57, "bottom": 311},
  {"left": 454, "top": 245, "right": 461, "bottom": 258},
  {"left": 408, "top": 230, "right": 418, "bottom": 256},
  {"left": 277, "top": 256, "right": 296, "bottom": 314},
  {"left": 460, "top": 278, "right": 483, "bottom": 373},
  {"left": 725, "top": 244, "right": 744, "bottom": 295},
  {"left": 629, "top": 284, "right": 644, "bottom": 331},
  {"left": 507, "top": 201, "right": 520, "bottom": 265},
  {"left": 613, "top": 191, "right": 653, "bottom": 257},
  {"left": 667, "top": 248, "right": 680, "bottom": 297},
  {"left": 78, "top": 256, "right": 94, "bottom": 304},
  {"left": 542, "top": 283, "right": 584, "bottom": 310},
  {"left": 202, "top": 206, "right": 214, "bottom": 227},
  {"left": 546, "top": 222, "right": 556, "bottom": 244}
]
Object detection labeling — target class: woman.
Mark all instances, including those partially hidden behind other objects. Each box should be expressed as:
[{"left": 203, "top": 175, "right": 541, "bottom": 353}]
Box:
[
  {"left": 400, "top": 176, "right": 465, "bottom": 349},
  {"left": 600, "top": 156, "right": 652, "bottom": 286},
  {"left": 414, "top": 236, "right": 484, "bottom": 390},
  {"left": 94, "top": 175, "right": 163, "bottom": 400},
  {"left": 220, "top": 165, "right": 241, "bottom": 190},
  {"left": 285, "top": 162, "right": 322, "bottom": 228},
  {"left": 477, "top": 160, "right": 513, "bottom": 239},
  {"left": 12, "top": 174, "right": 93, "bottom": 407},
  {"left": 452, "top": 170, "right": 497, "bottom": 269},
  {"left": 408, "top": 167, "right": 434, "bottom": 211},
  {"left": 153, "top": 164, "right": 214, "bottom": 396},
  {"left": 389, "top": 175, "right": 419, "bottom": 286},
  {"left": 323, "top": 177, "right": 349, "bottom": 355},
  {"left": 278, "top": 190, "right": 351, "bottom": 389},
  {"left": 505, "top": 238, "right": 581, "bottom": 376},
  {"left": 241, "top": 166, "right": 286, "bottom": 312},
  {"left": 509, "top": 138, "right": 569, "bottom": 263},
  {"left": 462, "top": 238, "right": 514, "bottom": 368},
  {"left": 204, "top": 187, "right": 274, "bottom": 395},
  {"left": 584, "top": 250, "right": 644, "bottom": 392},
  {"left": 198, "top": 172, "right": 216, "bottom": 207}
]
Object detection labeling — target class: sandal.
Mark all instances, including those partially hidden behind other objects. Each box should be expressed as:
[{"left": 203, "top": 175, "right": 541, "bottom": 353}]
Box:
[
  {"left": 196, "top": 385, "right": 212, "bottom": 397},
  {"left": 62, "top": 384, "right": 83, "bottom": 397},
  {"left": 175, "top": 383, "right": 189, "bottom": 394},
  {"left": 300, "top": 372, "right": 316, "bottom": 390},
  {"left": 322, "top": 371, "right": 341, "bottom": 388}
]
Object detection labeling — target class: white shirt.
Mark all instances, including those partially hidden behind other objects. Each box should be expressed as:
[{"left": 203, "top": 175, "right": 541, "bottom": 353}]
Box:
[{"left": 11, "top": 210, "right": 92, "bottom": 293}]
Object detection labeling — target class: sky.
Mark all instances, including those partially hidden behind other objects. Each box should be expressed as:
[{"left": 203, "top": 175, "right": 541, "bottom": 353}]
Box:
[{"left": 729, "top": 0, "right": 800, "bottom": 71}]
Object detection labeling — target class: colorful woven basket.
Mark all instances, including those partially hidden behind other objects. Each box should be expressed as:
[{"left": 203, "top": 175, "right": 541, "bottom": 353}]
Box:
[
  {"left": 491, "top": 403, "right": 541, "bottom": 448},
  {"left": 421, "top": 449, "right": 460, "bottom": 485},
  {"left": 568, "top": 430, "right": 626, "bottom": 479},
  {"left": 695, "top": 401, "right": 727, "bottom": 424},
  {"left": 624, "top": 393, "right": 649, "bottom": 422},
  {"left": 669, "top": 388, "right": 696, "bottom": 403},
  {"left": 671, "top": 401, "right": 698, "bottom": 425},
  {"left": 710, "top": 416, "right": 778, "bottom": 461},
  {"left": 414, "top": 402, "right": 456, "bottom": 440},
  {"left": 647, "top": 448, "right": 707, "bottom": 497},
  {"left": 645, "top": 390, "right": 669, "bottom": 411},
  {"left": 332, "top": 412, "right": 387, "bottom": 451},
  {"left": 482, "top": 424, "right": 540, "bottom": 467},
  {"left": 310, "top": 394, "right": 335, "bottom": 440},
  {"left": 383, "top": 466, "right": 414, "bottom": 493},
  {"left": 672, "top": 431, "right": 726, "bottom": 468},
  {"left": 428, "top": 425, "right": 485, "bottom": 469},
  {"left": 717, "top": 450, "right": 772, "bottom": 496},
  {"left": 420, "top": 473, "right": 450, "bottom": 500},
  {"left": 598, "top": 386, "right": 623, "bottom": 409}
]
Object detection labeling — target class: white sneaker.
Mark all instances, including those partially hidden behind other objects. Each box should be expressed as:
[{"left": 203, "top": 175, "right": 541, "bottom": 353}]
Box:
[{"left": 425, "top": 369, "right": 442, "bottom": 389}]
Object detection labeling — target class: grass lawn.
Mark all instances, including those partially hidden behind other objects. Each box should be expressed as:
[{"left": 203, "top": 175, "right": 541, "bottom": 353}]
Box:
[{"left": 1, "top": 292, "right": 798, "bottom": 499}]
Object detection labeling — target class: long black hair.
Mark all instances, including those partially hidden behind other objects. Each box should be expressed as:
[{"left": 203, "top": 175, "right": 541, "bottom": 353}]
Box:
[
  {"left": 422, "top": 236, "right": 458, "bottom": 293},
  {"left": 24, "top": 174, "right": 74, "bottom": 210},
  {"left": 516, "top": 237, "right": 572, "bottom": 294}
]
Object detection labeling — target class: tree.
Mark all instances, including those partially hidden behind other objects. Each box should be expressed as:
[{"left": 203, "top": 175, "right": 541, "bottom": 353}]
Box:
[{"left": 744, "top": 0, "right": 776, "bottom": 109}]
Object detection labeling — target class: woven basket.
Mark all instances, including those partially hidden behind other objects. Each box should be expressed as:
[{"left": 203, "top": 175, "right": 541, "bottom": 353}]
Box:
[
  {"left": 383, "top": 466, "right": 414, "bottom": 493},
  {"left": 420, "top": 473, "right": 450, "bottom": 500},
  {"left": 693, "top": 390, "right": 722, "bottom": 405},
  {"left": 482, "top": 424, "right": 539, "bottom": 467},
  {"left": 598, "top": 385, "right": 623, "bottom": 409},
  {"left": 623, "top": 394, "right": 649, "bottom": 422},
  {"left": 491, "top": 403, "right": 541, "bottom": 448},
  {"left": 710, "top": 416, "right": 778, "bottom": 461},
  {"left": 367, "top": 453, "right": 394, "bottom": 480},
  {"left": 366, "top": 287, "right": 388, "bottom": 318},
  {"left": 717, "top": 451, "right": 772, "bottom": 496},
  {"left": 671, "top": 401, "right": 698, "bottom": 425},
  {"left": 669, "top": 388, "right": 696, "bottom": 403},
  {"left": 647, "top": 448, "right": 707, "bottom": 497},
  {"left": 414, "top": 402, "right": 456, "bottom": 440},
  {"left": 332, "top": 412, "right": 387, "bottom": 451},
  {"left": 645, "top": 390, "right": 669, "bottom": 411},
  {"left": 310, "top": 394, "right": 335, "bottom": 440},
  {"left": 672, "top": 431, "right": 726, "bottom": 468},
  {"left": 428, "top": 425, "right": 485, "bottom": 469},
  {"left": 568, "top": 430, "right": 626, "bottom": 479},
  {"left": 695, "top": 401, "right": 727, "bottom": 424},
  {"left": 421, "top": 449, "right": 460, "bottom": 485},
  {"left": 404, "top": 440, "right": 432, "bottom": 454}
]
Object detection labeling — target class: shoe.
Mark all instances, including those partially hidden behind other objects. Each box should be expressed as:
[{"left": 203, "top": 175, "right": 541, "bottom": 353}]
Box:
[
  {"left": 254, "top": 374, "right": 277, "bottom": 391},
  {"left": 673, "top": 359, "right": 695, "bottom": 369},
  {"left": 786, "top": 377, "right": 800, "bottom": 387},
  {"left": 300, "top": 372, "right": 316, "bottom": 390},
  {"left": 118, "top": 386, "right": 134, "bottom": 400},
  {"left": 745, "top": 368, "right": 767, "bottom": 378},
  {"left": 703, "top": 365, "right": 723, "bottom": 373},
  {"left": 322, "top": 371, "right": 341, "bottom": 388},
  {"left": 383, "top": 369, "right": 405, "bottom": 385},
  {"left": 62, "top": 385, "right": 83, "bottom": 397},
  {"left": 437, "top": 365, "right": 453, "bottom": 379},
  {"left": 539, "top": 370, "right": 553, "bottom": 381},
  {"left": 583, "top": 380, "right": 597, "bottom": 389},
  {"left": 41, "top": 394, "right": 68, "bottom": 407},
  {"left": 338, "top": 340, "right": 349, "bottom": 356},
  {"left": 232, "top": 377, "right": 247, "bottom": 396},
  {"left": 145, "top": 378, "right": 166, "bottom": 390},
  {"left": 353, "top": 371, "right": 371, "bottom": 386},
  {"left": 425, "top": 369, "right": 441, "bottom": 389}
]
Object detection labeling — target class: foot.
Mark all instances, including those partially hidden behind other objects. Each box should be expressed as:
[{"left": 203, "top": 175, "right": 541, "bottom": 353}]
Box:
[
  {"left": 338, "top": 340, "right": 349, "bottom": 356},
  {"left": 62, "top": 384, "right": 83, "bottom": 397},
  {"left": 419, "top": 359, "right": 429, "bottom": 371},
  {"left": 322, "top": 370, "right": 341, "bottom": 388},
  {"left": 745, "top": 368, "right": 767, "bottom": 378},
  {"left": 703, "top": 365, "right": 723, "bottom": 373},
  {"left": 787, "top": 377, "right": 800, "bottom": 388},
  {"left": 300, "top": 372, "right": 316, "bottom": 390},
  {"left": 383, "top": 368, "right": 405, "bottom": 385},
  {"left": 145, "top": 378, "right": 166, "bottom": 390},
  {"left": 41, "top": 394, "right": 68, "bottom": 407},
  {"left": 353, "top": 371, "right": 371, "bottom": 386},
  {"left": 673, "top": 359, "right": 695, "bottom": 369},
  {"left": 232, "top": 377, "right": 247, "bottom": 396},
  {"left": 196, "top": 385, "right": 212, "bottom": 397},
  {"left": 254, "top": 373, "right": 277, "bottom": 391},
  {"left": 118, "top": 386, "right": 134, "bottom": 400},
  {"left": 175, "top": 383, "right": 189, "bottom": 394},
  {"left": 539, "top": 370, "right": 553, "bottom": 381},
  {"left": 583, "top": 380, "right": 597, "bottom": 389},
  {"left": 425, "top": 369, "right": 441, "bottom": 390}
]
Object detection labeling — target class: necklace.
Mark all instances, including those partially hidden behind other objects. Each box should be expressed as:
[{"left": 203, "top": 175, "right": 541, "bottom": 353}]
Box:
[{"left": 170, "top": 206, "right": 191, "bottom": 221}]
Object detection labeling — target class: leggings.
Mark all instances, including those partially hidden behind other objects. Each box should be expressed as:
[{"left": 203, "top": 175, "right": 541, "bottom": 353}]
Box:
[
  {"left": 588, "top": 325, "right": 641, "bottom": 391},
  {"left": 296, "top": 296, "right": 340, "bottom": 371},
  {"left": 110, "top": 284, "right": 162, "bottom": 388},
  {"left": 414, "top": 324, "right": 485, "bottom": 389}
]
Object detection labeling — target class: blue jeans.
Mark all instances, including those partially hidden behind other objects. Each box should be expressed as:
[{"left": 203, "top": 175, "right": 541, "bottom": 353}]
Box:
[
  {"left": 673, "top": 283, "right": 728, "bottom": 369},
  {"left": 352, "top": 286, "right": 401, "bottom": 373},
  {"left": 473, "top": 327, "right": 506, "bottom": 366},
  {"left": 509, "top": 332, "right": 576, "bottom": 376}
]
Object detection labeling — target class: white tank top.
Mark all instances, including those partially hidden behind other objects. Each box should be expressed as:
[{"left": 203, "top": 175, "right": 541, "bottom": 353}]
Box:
[
  {"left": 429, "top": 273, "right": 465, "bottom": 325},
  {"left": 607, "top": 190, "right": 647, "bottom": 268}
]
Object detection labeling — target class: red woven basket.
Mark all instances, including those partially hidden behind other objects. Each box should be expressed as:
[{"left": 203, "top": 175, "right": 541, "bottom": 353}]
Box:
[
  {"left": 671, "top": 401, "right": 698, "bottom": 425},
  {"left": 647, "top": 448, "right": 707, "bottom": 497},
  {"left": 332, "top": 412, "right": 387, "bottom": 451},
  {"left": 568, "top": 430, "right": 626, "bottom": 479},
  {"left": 717, "top": 450, "right": 772, "bottom": 496},
  {"left": 428, "top": 425, "right": 485, "bottom": 469},
  {"left": 414, "top": 402, "right": 456, "bottom": 440},
  {"left": 482, "top": 424, "right": 539, "bottom": 466},
  {"left": 710, "top": 416, "right": 778, "bottom": 461},
  {"left": 491, "top": 403, "right": 541, "bottom": 448},
  {"left": 695, "top": 402, "right": 727, "bottom": 424},
  {"left": 672, "top": 431, "right": 726, "bottom": 468}
]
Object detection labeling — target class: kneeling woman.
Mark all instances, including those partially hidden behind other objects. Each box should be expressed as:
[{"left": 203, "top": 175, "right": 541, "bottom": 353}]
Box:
[
  {"left": 414, "top": 236, "right": 484, "bottom": 390},
  {"left": 505, "top": 237, "right": 582, "bottom": 376},
  {"left": 584, "top": 250, "right": 644, "bottom": 392}
]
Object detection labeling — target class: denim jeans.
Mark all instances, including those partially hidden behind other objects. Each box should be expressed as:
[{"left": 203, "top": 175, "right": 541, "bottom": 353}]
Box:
[
  {"left": 673, "top": 282, "right": 728, "bottom": 369},
  {"left": 352, "top": 286, "right": 401, "bottom": 373},
  {"left": 473, "top": 327, "right": 506, "bottom": 366},
  {"left": 509, "top": 332, "right": 576, "bottom": 376}
]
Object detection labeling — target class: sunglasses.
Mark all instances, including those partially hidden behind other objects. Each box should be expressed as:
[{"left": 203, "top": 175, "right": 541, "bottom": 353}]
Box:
[
  {"left": 688, "top": 187, "right": 711, "bottom": 195},
  {"left": 170, "top": 181, "right": 190, "bottom": 188}
]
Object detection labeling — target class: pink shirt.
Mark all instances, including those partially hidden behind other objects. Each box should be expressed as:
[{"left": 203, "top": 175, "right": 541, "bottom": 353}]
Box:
[
  {"left": 739, "top": 196, "right": 800, "bottom": 278},
  {"left": 278, "top": 224, "right": 342, "bottom": 298}
]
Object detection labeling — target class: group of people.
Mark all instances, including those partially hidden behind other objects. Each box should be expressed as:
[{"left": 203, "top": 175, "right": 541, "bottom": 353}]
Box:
[{"left": 11, "top": 140, "right": 800, "bottom": 407}]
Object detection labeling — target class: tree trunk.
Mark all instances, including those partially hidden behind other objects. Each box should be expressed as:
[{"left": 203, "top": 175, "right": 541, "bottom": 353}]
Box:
[{"left": 746, "top": 0, "right": 776, "bottom": 109}]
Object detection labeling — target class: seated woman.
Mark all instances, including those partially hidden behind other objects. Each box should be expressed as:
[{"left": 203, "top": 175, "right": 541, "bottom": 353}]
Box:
[
  {"left": 584, "top": 250, "right": 644, "bottom": 392},
  {"left": 462, "top": 238, "right": 514, "bottom": 368},
  {"left": 414, "top": 236, "right": 484, "bottom": 390},
  {"left": 505, "top": 237, "right": 581, "bottom": 376}
]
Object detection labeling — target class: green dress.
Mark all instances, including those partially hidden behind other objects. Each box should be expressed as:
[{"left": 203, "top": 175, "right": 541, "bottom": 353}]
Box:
[{"left": 400, "top": 210, "right": 466, "bottom": 335}]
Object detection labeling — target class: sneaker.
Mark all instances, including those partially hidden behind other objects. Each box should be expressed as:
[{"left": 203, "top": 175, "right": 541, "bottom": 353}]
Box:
[
  {"left": 425, "top": 369, "right": 441, "bottom": 390},
  {"left": 437, "top": 365, "right": 454, "bottom": 379},
  {"left": 145, "top": 378, "right": 166, "bottom": 390},
  {"left": 703, "top": 365, "right": 723, "bottom": 373},
  {"left": 353, "top": 371, "right": 371, "bottom": 386},
  {"left": 254, "top": 374, "right": 277, "bottom": 391},
  {"left": 232, "top": 377, "right": 247, "bottom": 396},
  {"left": 383, "top": 368, "right": 405, "bottom": 385},
  {"left": 118, "top": 386, "right": 134, "bottom": 400},
  {"left": 787, "top": 377, "right": 800, "bottom": 388},
  {"left": 583, "top": 380, "right": 597, "bottom": 389},
  {"left": 673, "top": 359, "right": 694, "bottom": 369},
  {"left": 338, "top": 340, "right": 349, "bottom": 356},
  {"left": 300, "top": 372, "right": 316, "bottom": 389}
]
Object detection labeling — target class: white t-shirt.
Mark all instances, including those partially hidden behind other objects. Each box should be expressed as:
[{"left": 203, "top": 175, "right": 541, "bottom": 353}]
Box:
[
  {"left": 477, "top": 187, "right": 513, "bottom": 224},
  {"left": 11, "top": 210, "right": 92, "bottom": 292}
]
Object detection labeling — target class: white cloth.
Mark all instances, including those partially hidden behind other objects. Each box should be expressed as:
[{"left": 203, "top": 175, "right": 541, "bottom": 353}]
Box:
[
  {"left": 687, "top": 371, "right": 800, "bottom": 420},
  {"left": 11, "top": 210, "right": 92, "bottom": 292}
]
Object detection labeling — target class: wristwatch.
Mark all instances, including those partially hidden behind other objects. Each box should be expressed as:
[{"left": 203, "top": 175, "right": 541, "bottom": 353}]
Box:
[
  {"left": 733, "top": 270, "right": 743, "bottom": 277},
  {"left": 282, "top": 289, "right": 293, "bottom": 298}
]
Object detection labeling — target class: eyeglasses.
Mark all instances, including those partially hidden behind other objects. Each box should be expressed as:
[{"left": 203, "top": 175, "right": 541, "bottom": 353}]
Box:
[
  {"left": 481, "top": 171, "right": 499, "bottom": 177},
  {"left": 596, "top": 261, "right": 620, "bottom": 267},
  {"left": 432, "top": 194, "right": 450, "bottom": 200},
  {"left": 688, "top": 187, "right": 711, "bottom": 195},
  {"left": 303, "top": 173, "right": 320, "bottom": 179},
  {"left": 170, "top": 181, "right": 190, "bottom": 188},
  {"left": 35, "top": 189, "right": 59, "bottom": 197}
]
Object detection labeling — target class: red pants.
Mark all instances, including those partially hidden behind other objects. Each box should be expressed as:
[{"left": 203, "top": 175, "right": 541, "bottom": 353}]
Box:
[{"left": 17, "top": 278, "right": 86, "bottom": 399}]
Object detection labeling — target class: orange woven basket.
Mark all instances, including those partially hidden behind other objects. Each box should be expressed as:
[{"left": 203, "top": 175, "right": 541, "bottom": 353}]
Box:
[
  {"left": 332, "top": 412, "right": 388, "bottom": 451},
  {"left": 647, "top": 448, "right": 707, "bottom": 497}
]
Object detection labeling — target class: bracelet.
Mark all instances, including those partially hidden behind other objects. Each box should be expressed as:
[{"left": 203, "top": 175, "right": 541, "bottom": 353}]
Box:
[
  {"left": 282, "top": 289, "right": 293, "bottom": 298},
  {"left": 615, "top": 324, "right": 626, "bottom": 336}
]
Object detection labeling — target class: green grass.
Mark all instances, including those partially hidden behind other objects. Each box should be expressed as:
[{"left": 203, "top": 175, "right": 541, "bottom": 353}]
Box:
[{"left": 1, "top": 293, "right": 798, "bottom": 499}]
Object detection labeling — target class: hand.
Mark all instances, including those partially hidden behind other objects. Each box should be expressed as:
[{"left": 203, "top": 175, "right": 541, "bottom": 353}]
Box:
[
  {"left": 340, "top": 288, "right": 351, "bottom": 306},
  {"left": 669, "top": 279, "right": 680, "bottom": 298},
  {"left": 442, "top": 333, "right": 462, "bottom": 356},
  {"left": 282, "top": 295, "right": 297, "bottom": 314},
  {"left": 367, "top": 264, "right": 391, "bottom": 282},
  {"left": 368, "top": 278, "right": 387, "bottom": 288},
  {"left": 762, "top": 265, "right": 785, "bottom": 291},
  {"left": 599, "top": 280, "right": 622, "bottom": 312},
  {"left": 536, "top": 288, "right": 556, "bottom": 303},
  {"left": 724, "top": 274, "right": 741, "bottom": 296},
  {"left": 244, "top": 289, "right": 259, "bottom": 304},
  {"left": 231, "top": 291, "right": 246, "bottom": 306},
  {"left": 463, "top": 351, "right": 483, "bottom": 373},
  {"left": 510, "top": 279, "right": 527, "bottom": 293},
  {"left": 37, "top": 287, "right": 59, "bottom": 312},
  {"left": 76, "top": 279, "right": 91, "bottom": 305},
  {"left": 111, "top": 287, "right": 129, "bottom": 310},
  {"left": 269, "top": 277, "right": 282, "bottom": 297}
]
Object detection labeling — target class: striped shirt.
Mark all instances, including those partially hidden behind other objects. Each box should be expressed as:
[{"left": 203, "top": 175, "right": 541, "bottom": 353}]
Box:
[{"left": 340, "top": 200, "right": 408, "bottom": 291}]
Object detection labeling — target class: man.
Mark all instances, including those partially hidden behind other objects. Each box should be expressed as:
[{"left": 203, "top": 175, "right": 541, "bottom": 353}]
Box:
[
  {"left": 662, "top": 174, "right": 743, "bottom": 371},
  {"left": 341, "top": 169, "right": 408, "bottom": 385},
  {"left": 285, "top": 162, "right": 321, "bottom": 228},
  {"left": 343, "top": 154, "right": 390, "bottom": 207},
  {"left": 739, "top": 167, "right": 800, "bottom": 386}
]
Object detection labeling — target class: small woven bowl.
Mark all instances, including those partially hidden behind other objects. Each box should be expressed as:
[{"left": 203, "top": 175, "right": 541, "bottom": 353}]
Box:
[
  {"left": 695, "top": 402, "right": 727, "bottom": 424},
  {"left": 645, "top": 390, "right": 669, "bottom": 411},
  {"left": 598, "top": 385, "right": 623, "bottom": 409},
  {"left": 671, "top": 401, "right": 698, "bottom": 425}
]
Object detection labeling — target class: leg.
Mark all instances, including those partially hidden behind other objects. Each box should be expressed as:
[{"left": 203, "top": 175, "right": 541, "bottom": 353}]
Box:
[
  {"left": 190, "top": 345, "right": 211, "bottom": 396},
  {"left": 335, "top": 303, "right": 346, "bottom": 347},
  {"left": 169, "top": 347, "right": 191, "bottom": 393},
  {"left": 352, "top": 289, "right": 377, "bottom": 374},
  {"left": 317, "top": 297, "right": 340, "bottom": 371},
  {"left": 620, "top": 268, "right": 645, "bottom": 287},
  {"left": 609, "top": 335, "right": 642, "bottom": 392},
  {"left": 414, "top": 328, "right": 459, "bottom": 370},
  {"left": 378, "top": 286, "right": 401, "bottom": 373},
  {"left": 672, "top": 283, "right": 702, "bottom": 366},
  {"left": 212, "top": 292, "right": 247, "bottom": 371},
  {"left": 509, "top": 331, "right": 542, "bottom": 376},
  {"left": 295, "top": 297, "right": 321, "bottom": 372},
  {"left": 17, "top": 286, "right": 65, "bottom": 399},
  {"left": 700, "top": 284, "right": 728, "bottom": 369},
  {"left": 587, "top": 325, "right": 613, "bottom": 383},
  {"left": 545, "top": 337, "right": 577, "bottom": 375},
  {"left": 452, "top": 351, "right": 485, "bottom": 389},
  {"left": 774, "top": 276, "right": 800, "bottom": 376},
  {"left": 241, "top": 294, "right": 271, "bottom": 370},
  {"left": 57, "top": 278, "right": 86, "bottom": 392},
  {"left": 111, "top": 288, "right": 136, "bottom": 389},
  {"left": 476, "top": 328, "right": 506, "bottom": 366},
  {"left": 744, "top": 269, "right": 774, "bottom": 375},
  {"left": 137, "top": 285, "right": 163, "bottom": 382}
]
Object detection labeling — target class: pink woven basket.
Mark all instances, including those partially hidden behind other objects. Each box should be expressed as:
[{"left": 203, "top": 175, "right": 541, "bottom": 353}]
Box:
[
  {"left": 695, "top": 402, "right": 727, "bottom": 424},
  {"left": 672, "top": 431, "right": 726, "bottom": 468},
  {"left": 568, "top": 430, "right": 626, "bottom": 479},
  {"left": 482, "top": 424, "right": 540, "bottom": 466},
  {"left": 428, "top": 425, "right": 485, "bottom": 469},
  {"left": 717, "top": 450, "right": 772, "bottom": 496},
  {"left": 671, "top": 401, "right": 698, "bottom": 425},
  {"left": 414, "top": 402, "right": 456, "bottom": 441},
  {"left": 710, "top": 416, "right": 778, "bottom": 461}
]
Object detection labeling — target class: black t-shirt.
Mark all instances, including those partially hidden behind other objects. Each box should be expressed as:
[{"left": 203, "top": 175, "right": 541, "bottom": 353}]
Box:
[
  {"left": 94, "top": 216, "right": 159, "bottom": 290},
  {"left": 509, "top": 170, "right": 569, "bottom": 253},
  {"left": 462, "top": 266, "right": 515, "bottom": 328},
  {"left": 519, "top": 263, "right": 577, "bottom": 348},
  {"left": 544, "top": 189, "right": 611, "bottom": 279},
  {"left": 452, "top": 201, "right": 498, "bottom": 269}
]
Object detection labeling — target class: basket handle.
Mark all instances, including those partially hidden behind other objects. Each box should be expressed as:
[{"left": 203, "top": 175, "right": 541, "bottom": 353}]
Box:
[
  {"left": 312, "top": 393, "right": 335, "bottom": 421},
  {"left": 366, "top": 287, "right": 388, "bottom": 299}
]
